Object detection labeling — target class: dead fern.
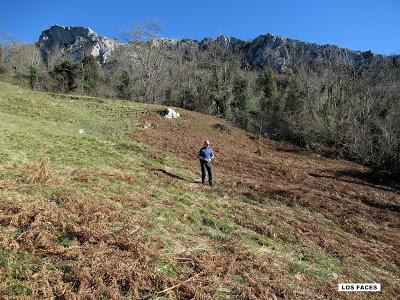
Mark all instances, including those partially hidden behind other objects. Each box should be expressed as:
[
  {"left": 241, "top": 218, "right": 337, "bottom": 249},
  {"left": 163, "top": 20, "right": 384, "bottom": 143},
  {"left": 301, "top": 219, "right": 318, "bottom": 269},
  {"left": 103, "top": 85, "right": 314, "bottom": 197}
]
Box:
[{"left": 25, "top": 156, "right": 51, "bottom": 184}]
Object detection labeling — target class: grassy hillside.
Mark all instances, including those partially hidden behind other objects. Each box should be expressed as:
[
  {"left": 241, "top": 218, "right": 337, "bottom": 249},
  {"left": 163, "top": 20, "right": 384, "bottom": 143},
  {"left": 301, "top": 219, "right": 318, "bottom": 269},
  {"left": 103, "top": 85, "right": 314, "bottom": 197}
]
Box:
[{"left": 0, "top": 81, "right": 398, "bottom": 299}]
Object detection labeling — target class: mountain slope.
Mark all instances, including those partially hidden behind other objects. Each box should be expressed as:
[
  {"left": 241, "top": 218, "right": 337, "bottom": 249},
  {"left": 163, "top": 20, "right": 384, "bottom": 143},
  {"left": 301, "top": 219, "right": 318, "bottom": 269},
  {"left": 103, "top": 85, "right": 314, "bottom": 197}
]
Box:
[{"left": 0, "top": 82, "right": 398, "bottom": 299}]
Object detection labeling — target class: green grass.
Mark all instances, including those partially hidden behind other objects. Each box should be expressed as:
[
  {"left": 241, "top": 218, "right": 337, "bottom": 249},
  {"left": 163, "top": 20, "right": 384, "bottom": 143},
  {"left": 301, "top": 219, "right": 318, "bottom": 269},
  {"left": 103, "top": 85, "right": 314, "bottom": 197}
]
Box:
[
  {"left": 155, "top": 261, "right": 179, "bottom": 277},
  {"left": 0, "top": 81, "right": 153, "bottom": 167},
  {"left": 287, "top": 253, "right": 344, "bottom": 282},
  {"left": 57, "top": 230, "right": 72, "bottom": 248}
]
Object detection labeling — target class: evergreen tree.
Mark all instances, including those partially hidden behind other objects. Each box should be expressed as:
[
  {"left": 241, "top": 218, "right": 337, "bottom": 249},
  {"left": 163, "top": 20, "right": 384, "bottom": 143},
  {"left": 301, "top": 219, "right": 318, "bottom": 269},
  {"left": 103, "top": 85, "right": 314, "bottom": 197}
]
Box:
[
  {"left": 260, "top": 68, "right": 277, "bottom": 98},
  {"left": 117, "top": 69, "right": 131, "bottom": 99},
  {"left": 258, "top": 68, "right": 279, "bottom": 112},
  {"left": 209, "top": 64, "right": 233, "bottom": 117},
  {"left": 29, "top": 65, "right": 38, "bottom": 90},
  {"left": 179, "top": 83, "right": 197, "bottom": 111},
  {"left": 79, "top": 55, "right": 100, "bottom": 93},
  {"left": 116, "top": 67, "right": 137, "bottom": 101},
  {"left": 51, "top": 60, "right": 79, "bottom": 92},
  {"left": 232, "top": 74, "right": 251, "bottom": 128},
  {"left": 255, "top": 68, "right": 281, "bottom": 135},
  {"left": 0, "top": 46, "right": 6, "bottom": 74},
  {"left": 285, "top": 74, "right": 306, "bottom": 114}
]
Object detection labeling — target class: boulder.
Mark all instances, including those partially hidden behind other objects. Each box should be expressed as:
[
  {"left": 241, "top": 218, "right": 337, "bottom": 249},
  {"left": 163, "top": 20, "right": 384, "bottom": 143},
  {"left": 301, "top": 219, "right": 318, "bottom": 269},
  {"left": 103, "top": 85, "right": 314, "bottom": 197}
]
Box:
[{"left": 161, "top": 108, "right": 180, "bottom": 119}]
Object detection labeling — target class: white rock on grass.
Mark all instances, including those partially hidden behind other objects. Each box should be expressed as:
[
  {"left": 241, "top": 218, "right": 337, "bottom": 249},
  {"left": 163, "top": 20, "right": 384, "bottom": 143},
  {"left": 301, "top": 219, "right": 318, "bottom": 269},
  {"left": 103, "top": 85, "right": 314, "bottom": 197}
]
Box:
[
  {"left": 161, "top": 107, "right": 180, "bottom": 119},
  {"left": 143, "top": 122, "right": 153, "bottom": 129}
]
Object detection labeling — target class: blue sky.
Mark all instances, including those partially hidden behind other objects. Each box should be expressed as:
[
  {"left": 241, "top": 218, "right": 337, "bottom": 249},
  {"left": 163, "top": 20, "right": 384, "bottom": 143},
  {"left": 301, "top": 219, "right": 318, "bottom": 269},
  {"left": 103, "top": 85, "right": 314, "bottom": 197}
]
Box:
[{"left": 1, "top": 0, "right": 399, "bottom": 54}]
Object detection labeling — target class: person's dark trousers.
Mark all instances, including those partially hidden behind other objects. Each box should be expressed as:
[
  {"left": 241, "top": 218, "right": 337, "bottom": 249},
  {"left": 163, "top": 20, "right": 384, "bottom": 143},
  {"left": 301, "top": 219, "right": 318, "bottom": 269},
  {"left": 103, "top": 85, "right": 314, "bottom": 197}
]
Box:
[{"left": 200, "top": 160, "right": 213, "bottom": 186}]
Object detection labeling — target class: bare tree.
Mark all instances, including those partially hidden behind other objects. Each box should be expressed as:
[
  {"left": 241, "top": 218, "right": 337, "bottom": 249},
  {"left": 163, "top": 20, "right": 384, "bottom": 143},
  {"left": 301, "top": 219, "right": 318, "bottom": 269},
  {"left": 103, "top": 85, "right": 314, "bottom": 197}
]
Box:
[
  {"left": 110, "top": 18, "right": 169, "bottom": 102},
  {"left": 0, "top": 30, "right": 13, "bottom": 58},
  {"left": 43, "top": 44, "right": 76, "bottom": 70},
  {"left": 5, "top": 43, "right": 43, "bottom": 74}
]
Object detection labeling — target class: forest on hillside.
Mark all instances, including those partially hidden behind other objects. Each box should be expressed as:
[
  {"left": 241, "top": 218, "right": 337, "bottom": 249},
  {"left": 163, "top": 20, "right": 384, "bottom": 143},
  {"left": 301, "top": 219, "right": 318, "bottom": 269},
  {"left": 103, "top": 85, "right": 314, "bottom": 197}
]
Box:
[{"left": 1, "top": 23, "right": 399, "bottom": 176}]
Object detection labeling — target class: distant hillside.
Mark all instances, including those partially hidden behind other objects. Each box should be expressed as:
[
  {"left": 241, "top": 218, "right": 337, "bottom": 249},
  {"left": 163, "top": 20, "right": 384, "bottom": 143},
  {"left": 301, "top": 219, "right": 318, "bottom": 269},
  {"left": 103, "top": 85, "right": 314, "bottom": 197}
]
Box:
[
  {"left": 36, "top": 24, "right": 399, "bottom": 70},
  {"left": 0, "top": 81, "right": 399, "bottom": 299}
]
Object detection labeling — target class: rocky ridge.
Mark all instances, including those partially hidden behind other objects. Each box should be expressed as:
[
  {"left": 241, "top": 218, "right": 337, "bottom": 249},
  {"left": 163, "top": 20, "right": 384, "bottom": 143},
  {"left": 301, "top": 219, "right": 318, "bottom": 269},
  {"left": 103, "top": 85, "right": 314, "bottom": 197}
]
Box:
[{"left": 37, "top": 25, "right": 397, "bottom": 70}]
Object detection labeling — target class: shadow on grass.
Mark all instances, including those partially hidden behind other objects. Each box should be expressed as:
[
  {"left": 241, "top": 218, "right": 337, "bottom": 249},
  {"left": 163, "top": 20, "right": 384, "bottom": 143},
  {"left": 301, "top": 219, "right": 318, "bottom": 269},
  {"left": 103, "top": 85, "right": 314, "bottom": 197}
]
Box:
[
  {"left": 359, "top": 196, "right": 400, "bottom": 214},
  {"left": 336, "top": 169, "right": 400, "bottom": 190},
  {"left": 308, "top": 170, "right": 400, "bottom": 193},
  {"left": 275, "top": 147, "right": 309, "bottom": 155},
  {"left": 150, "top": 168, "right": 199, "bottom": 183}
]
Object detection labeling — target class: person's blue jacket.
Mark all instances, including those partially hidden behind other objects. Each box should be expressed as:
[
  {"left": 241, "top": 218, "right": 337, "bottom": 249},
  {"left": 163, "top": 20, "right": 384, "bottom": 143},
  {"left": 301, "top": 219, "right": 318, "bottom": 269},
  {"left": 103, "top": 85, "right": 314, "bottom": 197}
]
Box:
[{"left": 198, "top": 147, "right": 214, "bottom": 162}]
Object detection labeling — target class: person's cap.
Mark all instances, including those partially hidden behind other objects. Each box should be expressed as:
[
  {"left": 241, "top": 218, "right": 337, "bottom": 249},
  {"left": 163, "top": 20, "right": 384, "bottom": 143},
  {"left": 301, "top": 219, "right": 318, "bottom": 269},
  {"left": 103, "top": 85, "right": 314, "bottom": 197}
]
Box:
[{"left": 204, "top": 140, "right": 210, "bottom": 145}]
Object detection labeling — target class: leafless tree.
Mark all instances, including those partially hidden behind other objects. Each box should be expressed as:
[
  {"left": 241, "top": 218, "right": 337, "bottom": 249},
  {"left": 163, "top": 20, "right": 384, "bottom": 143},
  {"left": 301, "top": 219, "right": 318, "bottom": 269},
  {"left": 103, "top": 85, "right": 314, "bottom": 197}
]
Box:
[
  {"left": 5, "top": 43, "right": 43, "bottom": 74},
  {"left": 0, "top": 30, "right": 13, "bottom": 59},
  {"left": 43, "top": 44, "right": 75, "bottom": 70},
  {"left": 110, "top": 18, "right": 169, "bottom": 102}
]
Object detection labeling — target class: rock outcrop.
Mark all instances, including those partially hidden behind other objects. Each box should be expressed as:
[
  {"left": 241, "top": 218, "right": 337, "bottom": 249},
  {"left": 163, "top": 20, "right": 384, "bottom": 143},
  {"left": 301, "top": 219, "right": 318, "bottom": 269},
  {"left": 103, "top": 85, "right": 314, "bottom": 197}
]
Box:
[
  {"left": 171, "top": 34, "right": 393, "bottom": 71},
  {"left": 243, "top": 33, "right": 384, "bottom": 70},
  {"left": 37, "top": 25, "right": 117, "bottom": 65},
  {"left": 37, "top": 25, "right": 396, "bottom": 71}
]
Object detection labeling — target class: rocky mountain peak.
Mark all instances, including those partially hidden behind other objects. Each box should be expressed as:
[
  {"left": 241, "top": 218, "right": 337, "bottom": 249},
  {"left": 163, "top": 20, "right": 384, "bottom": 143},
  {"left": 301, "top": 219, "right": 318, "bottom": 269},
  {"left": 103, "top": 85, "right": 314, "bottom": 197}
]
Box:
[{"left": 38, "top": 24, "right": 117, "bottom": 64}]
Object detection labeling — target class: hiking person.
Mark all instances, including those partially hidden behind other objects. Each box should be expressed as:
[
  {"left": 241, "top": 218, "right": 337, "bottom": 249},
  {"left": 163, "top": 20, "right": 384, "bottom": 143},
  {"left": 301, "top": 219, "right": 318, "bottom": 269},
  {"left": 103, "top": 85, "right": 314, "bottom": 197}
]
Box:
[{"left": 198, "top": 140, "right": 214, "bottom": 186}]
